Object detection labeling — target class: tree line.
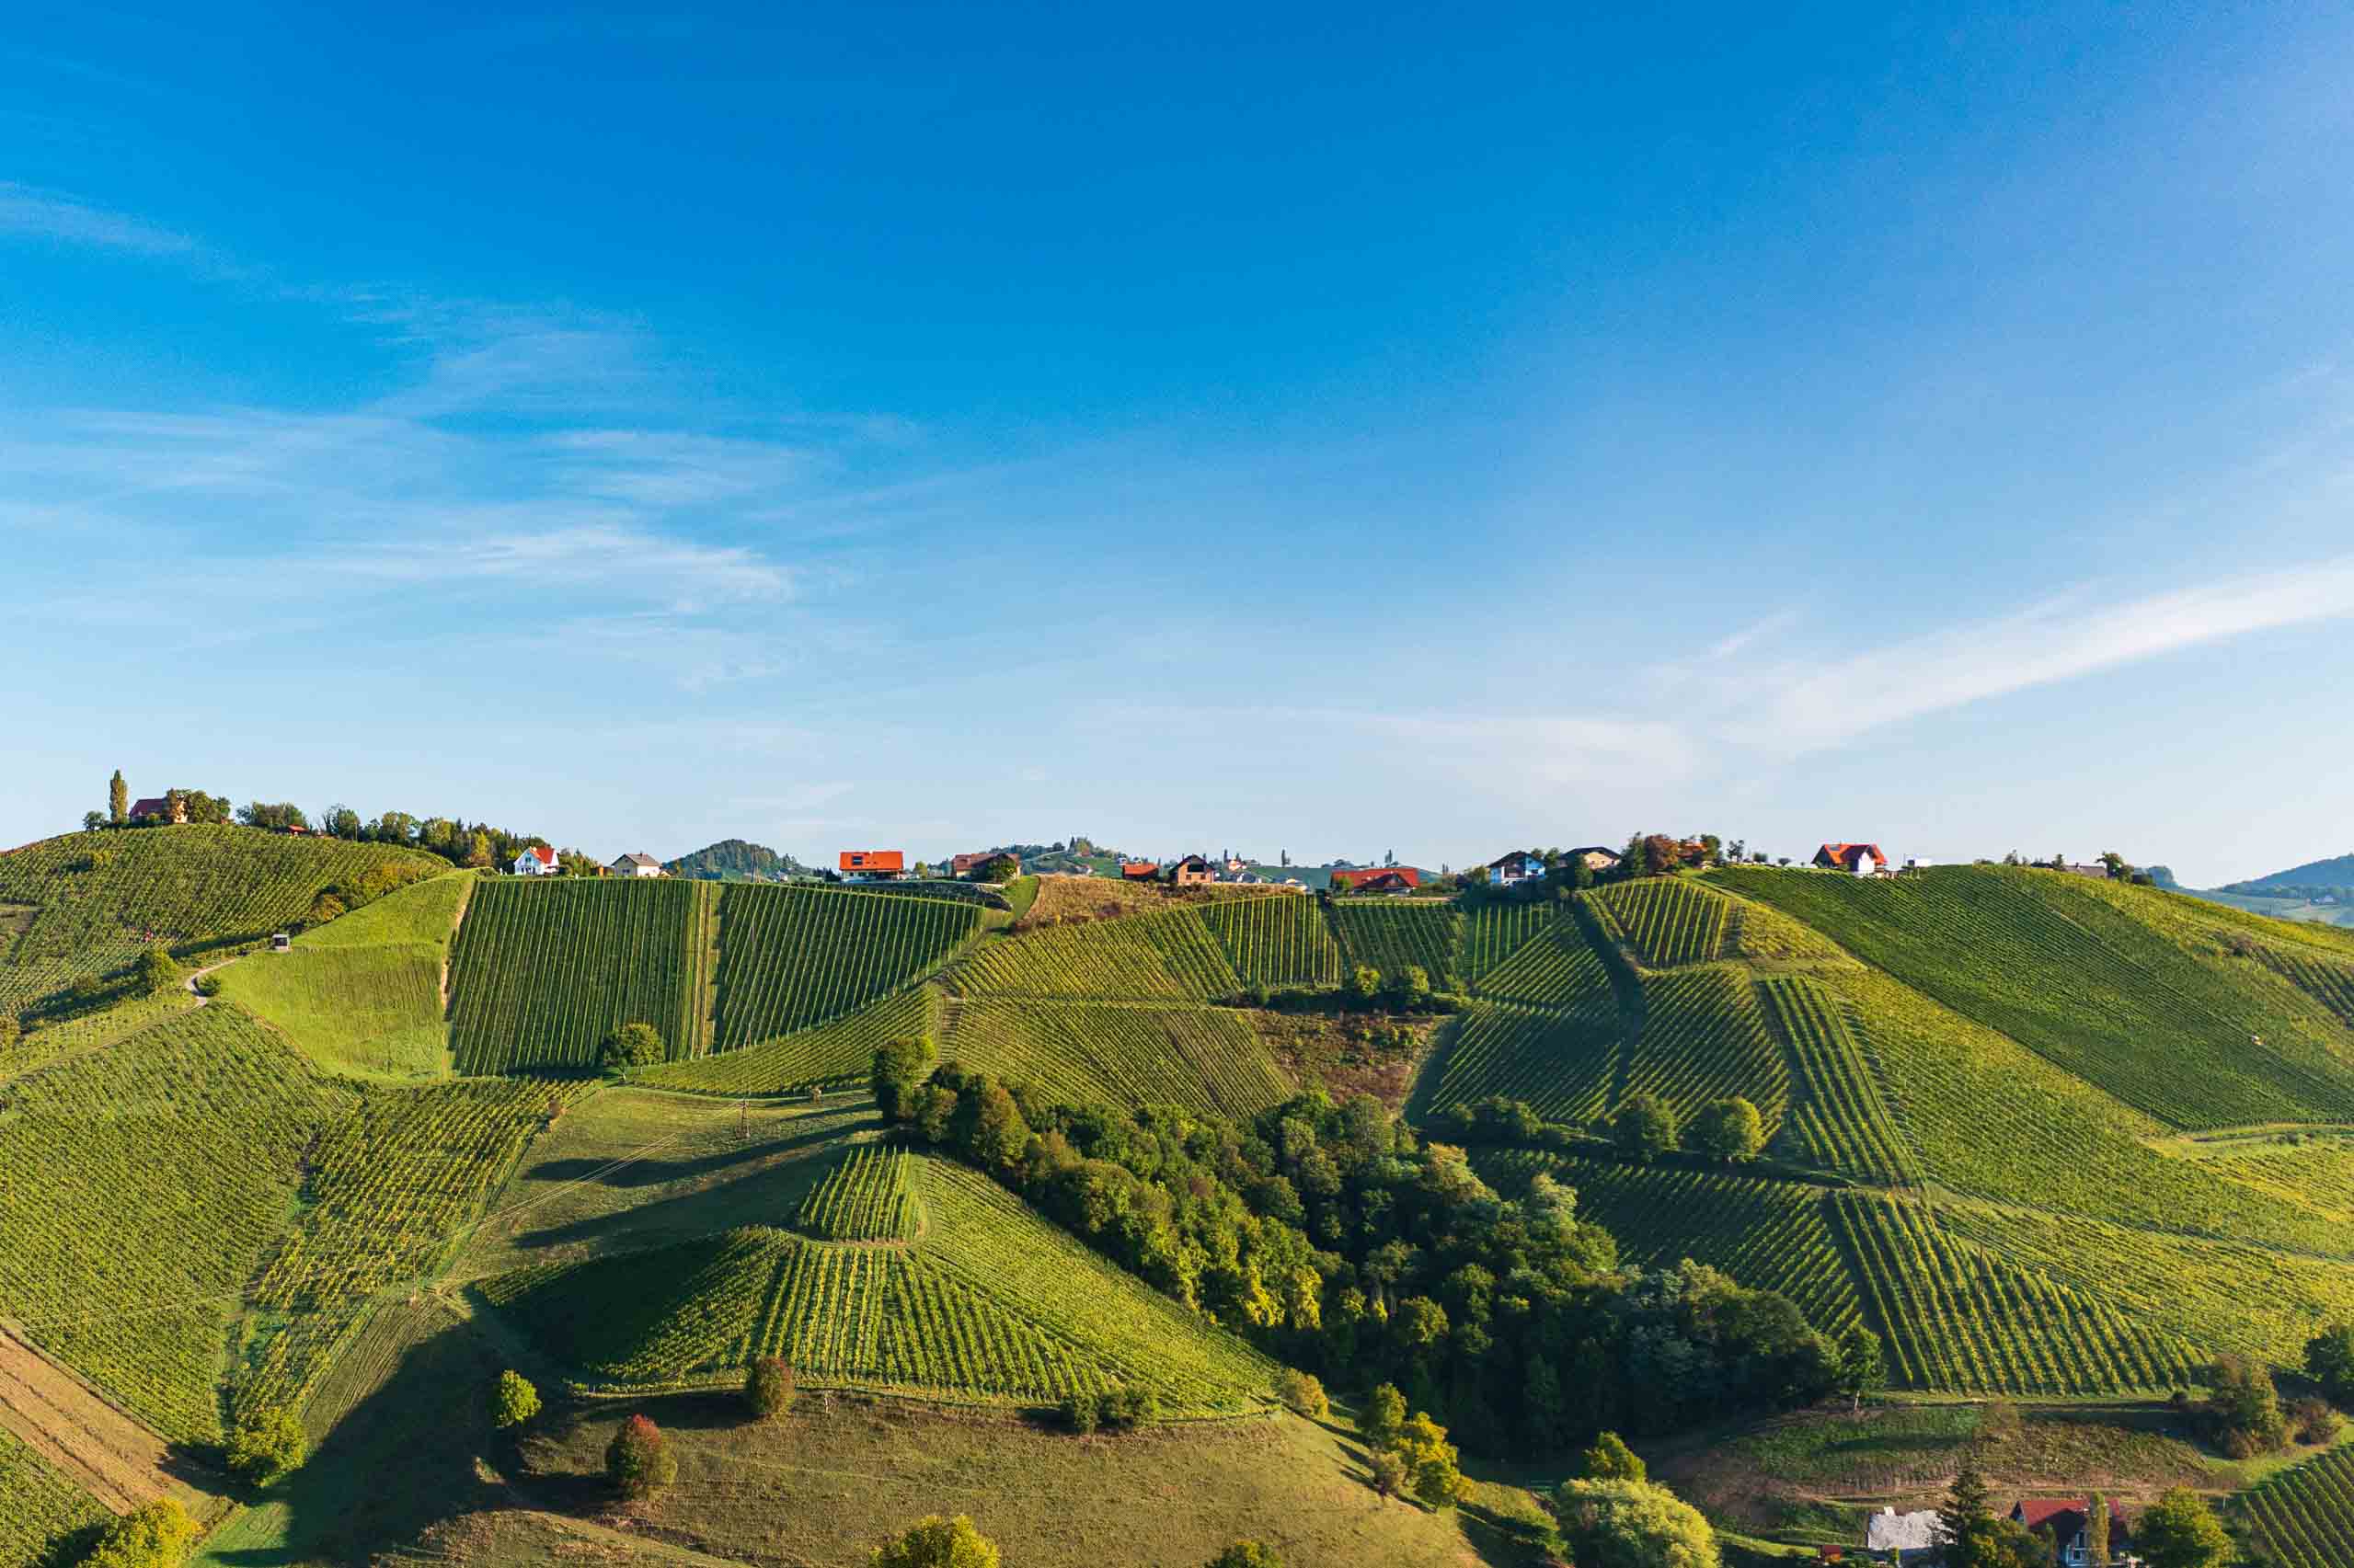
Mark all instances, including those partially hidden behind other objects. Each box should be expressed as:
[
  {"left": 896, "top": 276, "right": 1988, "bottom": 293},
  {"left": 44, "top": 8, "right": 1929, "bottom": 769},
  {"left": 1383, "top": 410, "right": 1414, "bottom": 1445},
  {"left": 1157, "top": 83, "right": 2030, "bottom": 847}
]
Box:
[{"left": 85, "top": 769, "right": 569, "bottom": 871}]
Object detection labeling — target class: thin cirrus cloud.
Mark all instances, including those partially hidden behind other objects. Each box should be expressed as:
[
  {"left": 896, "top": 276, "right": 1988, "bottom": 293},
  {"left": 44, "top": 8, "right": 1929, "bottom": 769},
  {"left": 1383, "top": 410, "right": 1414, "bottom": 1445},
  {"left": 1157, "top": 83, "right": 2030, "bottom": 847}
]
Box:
[
  {"left": 1745, "top": 555, "right": 2354, "bottom": 750},
  {"left": 0, "top": 180, "right": 198, "bottom": 256}
]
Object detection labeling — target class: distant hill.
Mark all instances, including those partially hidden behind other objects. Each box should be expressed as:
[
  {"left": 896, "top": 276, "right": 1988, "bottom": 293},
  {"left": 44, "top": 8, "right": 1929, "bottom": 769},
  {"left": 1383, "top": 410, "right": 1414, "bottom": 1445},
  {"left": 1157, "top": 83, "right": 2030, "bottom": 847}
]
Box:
[
  {"left": 664, "top": 838, "right": 809, "bottom": 880},
  {"left": 2222, "top": 852, "right": 2354, "bottom": 896}
]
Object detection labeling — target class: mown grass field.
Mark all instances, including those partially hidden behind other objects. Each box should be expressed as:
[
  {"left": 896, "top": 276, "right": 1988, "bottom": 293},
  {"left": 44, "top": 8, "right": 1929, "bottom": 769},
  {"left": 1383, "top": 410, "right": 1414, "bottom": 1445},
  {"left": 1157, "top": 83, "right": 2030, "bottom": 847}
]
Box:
[{"left": 0, "top": 826, "right": 445, "bottom": 1015}]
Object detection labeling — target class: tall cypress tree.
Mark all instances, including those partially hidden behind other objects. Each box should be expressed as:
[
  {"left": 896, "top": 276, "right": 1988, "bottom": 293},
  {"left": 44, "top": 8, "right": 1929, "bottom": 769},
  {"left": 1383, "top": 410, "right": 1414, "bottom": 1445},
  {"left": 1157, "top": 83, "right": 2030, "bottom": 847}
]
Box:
[
  {"left": 2087, "top": 1491, "right": 2110, "bottom": 1566},
  {"left": 108, "top": 769, "right": 127, "bottom": 825}
]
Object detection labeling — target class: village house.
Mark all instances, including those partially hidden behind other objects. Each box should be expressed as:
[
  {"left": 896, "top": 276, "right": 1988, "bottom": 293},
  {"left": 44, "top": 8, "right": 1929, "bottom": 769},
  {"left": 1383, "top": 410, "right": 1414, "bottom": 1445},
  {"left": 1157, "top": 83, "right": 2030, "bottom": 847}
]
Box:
[
  {"left": 126, "top": 795, "right": 186, "bottom": 825},
  {"left": 2009, "top": 1498, "right": 2134, "bottom": 1566},
  {"left": 839, "top": 850, "right": 906, "bottom": 881},
  {"left": 1166, "top": 854, "right": 1216, "bottom": 887},
  {"left": 1487, "top": 850, "right": 1546, "bottom": 887},
  {"left": 1566, "top": 845, "right": 1622, "bottom": 874},
  {"left": 511, "top": 844, "right": 558, "bottom": 876},
  {"left": 1813, "top": 842, "right": 1889, "bottom": 876},
  {"left": 1331, "top": 866, "right": 1421, "bottom": 893},
  {"left": 1120, "top": 861, "right": 1161, "bottom": 883},
  {"left": 611, "top": 852, "right": 666, "bottom": 878},
  {"left": 950, "top": 851, "right": 1009, "bottom": 876}
]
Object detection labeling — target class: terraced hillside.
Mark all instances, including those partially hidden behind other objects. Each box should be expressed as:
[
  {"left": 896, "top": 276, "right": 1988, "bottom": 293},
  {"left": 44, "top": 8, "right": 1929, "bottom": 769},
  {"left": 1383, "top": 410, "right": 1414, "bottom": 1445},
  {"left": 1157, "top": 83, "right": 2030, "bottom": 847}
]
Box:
[
  {"left": 480, "top": 1153, "right": 1274, "bottom": 1410},
  {"left": 0, "top": 826, "right": 445, "bottom": 1017}
]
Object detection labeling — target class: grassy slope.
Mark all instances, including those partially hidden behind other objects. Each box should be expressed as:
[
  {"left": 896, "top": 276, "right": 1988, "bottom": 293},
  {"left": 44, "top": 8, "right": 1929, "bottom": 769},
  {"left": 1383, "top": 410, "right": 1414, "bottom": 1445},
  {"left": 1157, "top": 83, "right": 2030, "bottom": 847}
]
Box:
[{"left": 211, "top": 872, "right": 471, "bottom": 1079}]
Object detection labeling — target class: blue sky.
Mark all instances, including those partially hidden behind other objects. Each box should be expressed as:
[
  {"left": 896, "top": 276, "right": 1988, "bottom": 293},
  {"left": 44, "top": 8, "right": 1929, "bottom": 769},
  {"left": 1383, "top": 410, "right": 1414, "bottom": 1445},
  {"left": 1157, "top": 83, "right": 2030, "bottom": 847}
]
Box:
[{"left": 6, "top": 5, "right": 2354, "bottom": 884}]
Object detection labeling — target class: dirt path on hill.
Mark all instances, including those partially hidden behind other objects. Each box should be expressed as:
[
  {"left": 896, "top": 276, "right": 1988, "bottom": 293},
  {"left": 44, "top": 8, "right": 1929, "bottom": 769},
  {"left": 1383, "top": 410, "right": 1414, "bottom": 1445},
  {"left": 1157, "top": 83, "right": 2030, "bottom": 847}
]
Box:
[
  {"left": 0, "top": 1325, "right": 194, "bottom": 1514},
  {"left": 184, "top": 956, "right": 240, "bottom": 1005}
]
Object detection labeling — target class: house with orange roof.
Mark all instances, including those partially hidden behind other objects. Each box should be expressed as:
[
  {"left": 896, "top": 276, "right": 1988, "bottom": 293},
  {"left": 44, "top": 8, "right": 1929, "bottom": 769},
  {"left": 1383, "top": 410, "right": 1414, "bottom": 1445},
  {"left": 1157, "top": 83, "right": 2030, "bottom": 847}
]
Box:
[
  {"left": 1813, "top": 842, "right": 1889, "bottom": 876},
  {"left": 840, "top": 849, "right": 906, "bottom": 881}
]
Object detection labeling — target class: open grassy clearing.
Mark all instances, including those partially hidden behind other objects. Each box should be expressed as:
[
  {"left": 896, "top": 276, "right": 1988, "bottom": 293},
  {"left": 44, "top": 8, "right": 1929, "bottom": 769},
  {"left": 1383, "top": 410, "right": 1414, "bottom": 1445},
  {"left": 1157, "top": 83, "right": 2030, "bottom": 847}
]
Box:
[
  {"left": 0, "top": 827, "right": 444, "bottom": 1014},
  {"left": 482, "top": 1155, "right": 1274, "bottom": 1410},
  {"left": 488, "top": 1395, "right": 1532, "bottom": 1568},
  {"left": 451, "top": 1086, "right": 876, "bottom": 1280},
  {"left": 953, "top": 906, "right": 1241, "bottom": 1000},
  {"left": 1625, "top": 963, "right": 1790, "bottom": 1135},
  {"left": 1196, "top": 892, "right": 1341, "bottom": 989},
  {"left": 944, "top": 998, "right": 1292, "bottom": 1116},
  {"left": 1327, "top": 898, "right": 1462, "bottom": 988},
  {"left": 447, "top": 877, "right": 707, "bottom": 1073},
  {"left": 634, "top": 986, "right": 938, "bottom": 1097},
  {"left": 1708, "top": 866, "right": 2354, "bottom": 1129},
  {"left": 0, "top": 1001, "right": 343, "bottom": 1442},
  {"left": 712, "top": 884, "right": 977, "bottom": 1048}
]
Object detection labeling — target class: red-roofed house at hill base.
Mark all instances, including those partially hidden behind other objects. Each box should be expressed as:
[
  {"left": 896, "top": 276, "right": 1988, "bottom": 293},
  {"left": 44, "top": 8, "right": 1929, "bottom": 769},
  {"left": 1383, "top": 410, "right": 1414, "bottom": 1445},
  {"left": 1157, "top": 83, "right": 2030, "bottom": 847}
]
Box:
[
  {"left": 1813, "top": 842, "right": 1889, "bottom": 876},
  {"left": 840, "top": 850, "right": 906, "bottom": 881},
  {"left": 2007, "top": 1498, "right": 2133, "bottom": 1566}
]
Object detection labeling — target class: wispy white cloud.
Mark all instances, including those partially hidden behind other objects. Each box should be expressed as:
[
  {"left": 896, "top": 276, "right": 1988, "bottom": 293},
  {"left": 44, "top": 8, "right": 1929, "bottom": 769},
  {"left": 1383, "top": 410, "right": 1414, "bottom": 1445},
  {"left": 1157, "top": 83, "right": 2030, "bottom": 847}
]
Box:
[
  {"left": 1742, "top": 556, "right": 2354, "bottom": 750},
  {"left": 0, "top": 180, "right": 197, "bottom": 256}
]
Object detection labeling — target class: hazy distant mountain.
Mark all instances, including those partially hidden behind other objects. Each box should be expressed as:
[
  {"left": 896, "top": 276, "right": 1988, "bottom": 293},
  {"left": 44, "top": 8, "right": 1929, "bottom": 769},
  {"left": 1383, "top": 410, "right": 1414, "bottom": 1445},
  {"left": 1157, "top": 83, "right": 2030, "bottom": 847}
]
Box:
[
  {"left": 2221, "top": 853, "right": 2354, "bottom": 895},
  {"left": 665, "top": 838, "right": 809, "bottom": 880}
]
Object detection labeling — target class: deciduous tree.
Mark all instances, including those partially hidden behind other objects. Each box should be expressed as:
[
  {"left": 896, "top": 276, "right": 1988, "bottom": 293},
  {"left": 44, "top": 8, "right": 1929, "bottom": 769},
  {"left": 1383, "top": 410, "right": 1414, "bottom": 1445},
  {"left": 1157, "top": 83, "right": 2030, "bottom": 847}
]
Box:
[
  {"left": 1206, "top": 1543, "right": 1284, "bottom": 1567},
  {"left": 1578, "top": 1430, "right": 1647, "bottom": 1482},
  {"left": 225, "top": 1405, "right": 306, "bottom": 1483},
  {"left": 1611, "top": 1093, "right": 1678, "bottom": 1162},
  {"left": 1835, "top": 1325, "right": 1886, "bottom": 1414},
  {"left": 606, "top": 1413, "right": 677, "bottom": 1499},
  {"left": 2134, "top": 1488, "right": 2232, "bottom": 1568},
  {"left": 601, "top": 1022, "right": 666, "bottom": 1072},
  {"left": 1553, "top": 1478, "right": 1720, "bottom": 1568},
  {"left": 871, "top": 1514, "right": 1001, "bottom": 1567},
  {"left": 1687, "top": 1097, "right": 1764, "bottom": 1162},
  {"left": 109, "top": 769, "right": 127, "bottom": 826},
  {"left": 492, "top": 1369, "right": 540, "bottom": 1429},
  {"left": 82, "top": 1498, "right": 196, "bottom": 1568},
  {"left": 745, "top": 1356, "right": 795, "bottom": 1419},
  {"left": 2305, "top": 1322, "right": 2354, "bottom": 1403}
]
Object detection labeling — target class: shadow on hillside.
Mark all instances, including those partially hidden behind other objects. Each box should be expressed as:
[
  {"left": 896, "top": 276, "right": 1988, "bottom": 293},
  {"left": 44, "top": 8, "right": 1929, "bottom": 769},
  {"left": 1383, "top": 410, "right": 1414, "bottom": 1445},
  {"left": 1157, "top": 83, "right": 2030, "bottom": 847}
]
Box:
[
  {"left": 1326, "top": 1429, "right": 1549, "bottom": 1568},
  {"left": 205, "top": 1317, "right": 504, "bottom": 1564},
  {"left": 527, "top": 1115, "right": 873, "bottom": 1190},
  {"left": 499, "top": 1139, "right": 852, "bottom": 1259}
]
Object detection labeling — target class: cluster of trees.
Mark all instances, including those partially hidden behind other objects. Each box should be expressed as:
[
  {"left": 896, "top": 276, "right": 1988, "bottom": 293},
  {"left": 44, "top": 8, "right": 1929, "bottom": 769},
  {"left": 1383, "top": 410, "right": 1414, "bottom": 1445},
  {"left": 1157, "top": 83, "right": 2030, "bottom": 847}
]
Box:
[
  {"left": 84, "top": 773, "right": 560, "bottom": 872},
  {"left": 2192, "top": 1349, "right": 2340, "bottom": 1457},
  {"left": 874, "top": 1045, "right": 1872, "bottom": 1450},
  {"left": 1245, "top": 963, "right": 1459, "bottom": 1017},
  {"left": 1433, "top": 1092, "right": 1768, "bottom": 1166}
]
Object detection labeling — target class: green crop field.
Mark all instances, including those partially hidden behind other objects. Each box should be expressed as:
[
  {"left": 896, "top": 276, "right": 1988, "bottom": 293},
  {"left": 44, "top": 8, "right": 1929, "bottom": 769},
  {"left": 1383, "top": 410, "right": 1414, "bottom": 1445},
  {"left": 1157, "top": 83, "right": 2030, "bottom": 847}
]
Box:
[
  {"left": 1590, "top": 877, "right": 1732, "bottom": 967},
  {"left": 797, "top": 1145, "right": 922, "bottom": 1241},
  {"left": 2240, "top": 1443, "right": 2354, "bottom": 1568},
  {"left": 445, "top": 876, "right": 706, "bottom": 1072},
  {"left": 1756, "top": 975, "right": 1922, "bottom": 1185},
  {"left": 0, "top": 1002, "right": 342, "bottom": 1441},
  {"left": 212, "top": 874, "right": 471, "bottom": 1079},
  {"left": 636, "top": 986, "right": 939, "bottom": 1096},
  {"left": 946, "top": 998, "right": 1292, "bottom": 1116},
  {"left": 1422, "top": 1001, "right": 1620, "bottom": 1124},
  {"left": 1830, "top": 1195, "right": 2200, "bottom": 1395},
  {"left": 1476, "top": 1150, "right": 1860, "bottom": 1336},
  {"left": 1625, "top": 964, "right": 1788, "bottom": 1132},
  {"left": 0, "top": 826, "right": 445, "bottom": 1015},
  {"left": 1706, "top": 866, "right": 2354, "bottom": 1128},
  {"left": 1327, "top": 899, "right": 1461, "bottom": 988},
  {"left": 0, "top": 1428, "right": 109, "bottom": 1568},
  {"left": 1460, "top": 901, "right": 1556, "bottom": 985},
  {"left": 1197, "top": 893, "right": 1341, "bottom": 989},
  {"left": 954, "top": 907, "right": 1241, "bottom": 1000},
  {"left": 481, "top": 1154, "right": 1271, "bottom": 1410},
  {"left": 713, "top": 884, "right": 978, "bottom": 1047}
]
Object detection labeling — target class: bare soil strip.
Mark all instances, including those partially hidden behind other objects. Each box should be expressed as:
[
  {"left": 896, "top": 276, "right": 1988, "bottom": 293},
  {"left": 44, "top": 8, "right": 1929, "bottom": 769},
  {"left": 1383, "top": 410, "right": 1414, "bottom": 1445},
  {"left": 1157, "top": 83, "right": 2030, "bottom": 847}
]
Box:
[{"left": 0, "top": 1325, "right": 189, "bottom": 1513}]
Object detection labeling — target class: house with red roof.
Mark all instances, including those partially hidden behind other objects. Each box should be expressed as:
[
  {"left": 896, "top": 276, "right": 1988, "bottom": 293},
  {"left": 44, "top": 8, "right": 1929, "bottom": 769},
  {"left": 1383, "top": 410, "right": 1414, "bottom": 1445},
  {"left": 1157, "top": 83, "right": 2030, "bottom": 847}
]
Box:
[
  {"left": 511, "top": 844, "right": 558, "bottom": 876},
  {"left": 1120, "top": 861, "right": 1161, "bottom": 883},
  {"left": 127, "top": 795, "right": 186, "bottom": 825},
  {"left": 1814, "top": 842, "right": 1889, "bottom": 876},
  {"left": 1331, "top": 866, "right": 1421, "bottom": 894},
  {"left": 2007, "top": 1498, "right": 2133, "bottom": 1565},
  {"left": 839, "top": 850, "right": 906, "bottom": 881}
]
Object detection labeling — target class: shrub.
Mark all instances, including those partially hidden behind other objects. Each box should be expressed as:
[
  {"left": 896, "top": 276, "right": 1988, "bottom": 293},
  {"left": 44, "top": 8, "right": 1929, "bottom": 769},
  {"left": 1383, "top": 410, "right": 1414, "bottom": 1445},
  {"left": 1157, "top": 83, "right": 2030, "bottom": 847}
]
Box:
[
  {"left": 746, "top": 1356, "right": 795, "bottom": 1419},
  {"left": 81, "top": 1498, "right": 197, "bottom": 1568},
  {"left": 492, "top": 1369, "right": 540, "bottom": 1429},
  {"left": 2204, "top": 1354, "right": 2287, "bottom": 1456},
  {"left": 1369, "top": 1448, "right": 1409, "bottom": 1499},
  {"left": 137, "top": 946, "right": 183, "bottom": 997},
  {"left": 1277, "top": 1369, "right": 1328, "bottom": 1419},
  {"left": 606, "top": 1413, "right": 677, "bottom": 1498},
  {"left": 1207, "top": 1543, "right": 1285, "bottom": 1568},
  {"left": 1361, "top": 1381, "right": 1407, "bottom": 1445},
  {"left": 601, "top": 1022, "right": 666, "bottom": 1072},
  {"left": 2291, "top": 1394, "right": 2342, "bottom": 1445},
  {"left": 870, "top": 1514, "right": 1001, "bottom": 1567},
  {"left": 224, "top": 1405, "right": 306, "bottom": 1483},
  {"left": 1578, "top": 1430, "right": 1647, "bottom": 1482},
  {"left": 192, "top": 971, "right": 223, "bottom": 998},
  {"left": 1059, "top": 1390, "right": 1102, "bottom": 1434},
  {"left": 1102, "top": 1384, "right": 1159, "bottom": 1430}
]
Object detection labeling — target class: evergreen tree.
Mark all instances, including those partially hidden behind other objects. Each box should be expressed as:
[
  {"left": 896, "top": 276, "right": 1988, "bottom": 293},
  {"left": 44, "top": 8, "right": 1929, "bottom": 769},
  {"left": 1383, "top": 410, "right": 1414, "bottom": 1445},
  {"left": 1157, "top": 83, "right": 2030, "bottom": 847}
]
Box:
[
  {"left": 1937, "top": 1454, "right": 1995, "bottom": 1564},
  {"left": 2087, "top": 1490, "right": 2110, "bottom": 1567},
  {"left": 109, "top": 769, "right": 127, "bottom": 826}
]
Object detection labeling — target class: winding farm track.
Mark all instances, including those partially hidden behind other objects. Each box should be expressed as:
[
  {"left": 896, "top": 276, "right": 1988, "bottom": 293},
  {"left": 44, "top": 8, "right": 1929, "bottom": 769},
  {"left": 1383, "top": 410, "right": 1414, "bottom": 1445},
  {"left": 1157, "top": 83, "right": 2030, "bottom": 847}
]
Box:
[{"left": 0, "top": 1324, "right": 192, "bottom": 1514}]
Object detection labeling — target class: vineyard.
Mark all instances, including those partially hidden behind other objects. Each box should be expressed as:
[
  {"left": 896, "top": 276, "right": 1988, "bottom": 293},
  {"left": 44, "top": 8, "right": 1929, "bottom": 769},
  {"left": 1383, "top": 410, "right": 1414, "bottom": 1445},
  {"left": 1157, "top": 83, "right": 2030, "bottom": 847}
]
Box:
[
  {"left": 1196, "top": 894, "right": 1341, "bottom": 990},
  {"left": 1590, "top": 877, "right": 1731, "bottom": 967},
  {"left": 2239, "top": 1443, "right": 2354, "bottom": 1568},
  {"left": 1830, "top": 1196, "right": 2201, "bottom": 1395},
  {"left": 1459, "top": 901, "right": 1555, "bottom": 986},
  {"left": 636, "top": 987, "right": 938, "bottom": 1096},
  {"left": 0, "top": 1430, "right": 108, "bottom": 1568},
  {"left": 1756, "top": 975, "right": 1922, "bottom": 1185},
  {"left": 1470, "top": 918, "right": 1613, "bottom": 1010},
  {"left": 0, "top": 825, "right": 445, "bottom": 1014},
  {"left": 953, "top": 907, "right": 1241, "bottom": 1001},
  {"left": 946, "top": 999, "right": 1292, "bottom": 1116},
  {"left": 713, "top": 884, "right": 979, "bottom": 1048},
  {"left": 1706, "top": 866, "right": 2354, "bottom": 1128},
  {"left": 1624, "top": 964, "right": 1789, "bottom": 1134},
  {"left": 1475, "top": 1150, "right": 1860, "bottom": 1336},
  {"left": 1420, "top": 1002, "right": 1620, "bottom": 1125},
  {"left": 797, "top": 1146, "right": 923, "bottom": 1241},
  {"left": 445, "top": 877, "right": 705, "bottom": 1073},
  {"left": 0, "top": 1002, "right": 343, "bottom": 1441},
  {"left": 480, "top": 1155, "right": 1270, "bottom": 1410},
  {"left": 1327, "top": 899, "right": 1461, "bottom": 988}
]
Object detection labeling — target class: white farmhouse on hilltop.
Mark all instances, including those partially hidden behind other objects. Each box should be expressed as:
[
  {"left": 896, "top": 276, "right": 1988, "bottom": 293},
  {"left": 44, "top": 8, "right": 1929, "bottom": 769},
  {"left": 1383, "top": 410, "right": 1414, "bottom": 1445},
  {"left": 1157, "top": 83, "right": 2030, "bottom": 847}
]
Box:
[
  {"left": 512, "top": 845, "right": 558, "bottom": 876},
  {"left": 610, "top": 852, "right": 665, "bottom": 878}
]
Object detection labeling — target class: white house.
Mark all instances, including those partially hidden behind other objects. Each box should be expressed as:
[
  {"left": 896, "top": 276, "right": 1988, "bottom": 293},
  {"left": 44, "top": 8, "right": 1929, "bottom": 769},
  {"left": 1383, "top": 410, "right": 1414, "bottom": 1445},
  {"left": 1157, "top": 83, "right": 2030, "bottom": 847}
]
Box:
[
  {"left": 512, "top": 845, "right": 558, "bottom": 876},
  {"left": 611, "top": 852, "right": 665, "bottom": 878}
]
